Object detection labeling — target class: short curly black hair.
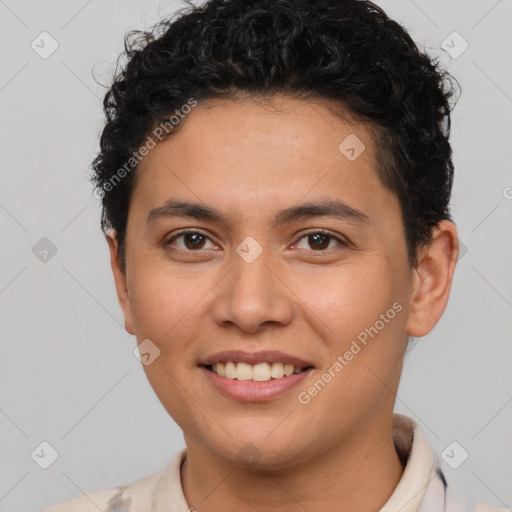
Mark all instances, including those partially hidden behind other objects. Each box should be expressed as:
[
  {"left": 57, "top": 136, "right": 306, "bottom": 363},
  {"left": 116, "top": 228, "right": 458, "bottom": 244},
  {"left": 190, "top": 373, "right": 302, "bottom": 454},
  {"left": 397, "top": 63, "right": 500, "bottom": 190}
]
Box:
[{"left": 90, "top": 0, "right": 458, "bottom": 274}]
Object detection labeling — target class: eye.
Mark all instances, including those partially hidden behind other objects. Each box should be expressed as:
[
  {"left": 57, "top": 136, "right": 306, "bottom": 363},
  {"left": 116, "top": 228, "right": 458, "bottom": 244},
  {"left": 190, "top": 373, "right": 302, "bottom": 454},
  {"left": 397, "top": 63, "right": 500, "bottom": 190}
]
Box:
[
  {"left": 165, "top": 229, "right": 347, "bottom": 253},
  {"left": 295, "top": 230, "right": 346, "bottom": 251},
  {"left": 166, "top": 230, "right": 217, "bottom": 251}
]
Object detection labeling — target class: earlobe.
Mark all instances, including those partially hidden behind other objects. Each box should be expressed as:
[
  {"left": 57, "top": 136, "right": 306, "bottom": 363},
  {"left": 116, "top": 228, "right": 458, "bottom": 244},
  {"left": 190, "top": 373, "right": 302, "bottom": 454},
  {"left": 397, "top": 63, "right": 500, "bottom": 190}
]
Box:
[
  {"left": 405, "top": 220, "right": 459, "bottom": 338},
  {"left": 106, "top": 230, "right": 135, "bottom": 335}
]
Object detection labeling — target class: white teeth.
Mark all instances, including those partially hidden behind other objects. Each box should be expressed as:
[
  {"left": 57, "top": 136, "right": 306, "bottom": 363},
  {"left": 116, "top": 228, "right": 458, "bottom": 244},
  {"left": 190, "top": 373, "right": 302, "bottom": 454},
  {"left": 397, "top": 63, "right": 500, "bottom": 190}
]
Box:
[
  {"left": 252, "top": 362, "right": 271, "bottom": 381},
  {"left": 216, "top": 362, "right": 226, "bottom": 377},
  {"left": 235, "top": 362, "right": 253, "bottom": 381},
  {"left": 225, "top": 361, "right": 237, "bottom": 379},
  {"left": 210, "top": 361, "right": 306, "bottom": 381},
  {"left": 270, "top": 362, "right": 284, "bottom": 379}
]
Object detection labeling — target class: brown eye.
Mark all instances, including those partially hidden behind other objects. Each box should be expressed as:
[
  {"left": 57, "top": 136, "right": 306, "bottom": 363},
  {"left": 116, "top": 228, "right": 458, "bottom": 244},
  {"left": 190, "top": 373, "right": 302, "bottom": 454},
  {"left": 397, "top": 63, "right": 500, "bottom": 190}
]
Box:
[
  {"left": 166, "top": 231, "right": 216, "bottom": 251},
  {"left": 296, "top": 231, "right": 345, "bottom": 251}
]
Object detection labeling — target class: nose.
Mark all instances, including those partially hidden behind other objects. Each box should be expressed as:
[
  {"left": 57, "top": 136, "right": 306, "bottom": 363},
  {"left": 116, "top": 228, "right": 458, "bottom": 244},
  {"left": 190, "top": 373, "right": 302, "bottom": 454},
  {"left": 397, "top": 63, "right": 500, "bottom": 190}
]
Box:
[{"left": 210, "top": 247, "right": 294, "bottom": 334}]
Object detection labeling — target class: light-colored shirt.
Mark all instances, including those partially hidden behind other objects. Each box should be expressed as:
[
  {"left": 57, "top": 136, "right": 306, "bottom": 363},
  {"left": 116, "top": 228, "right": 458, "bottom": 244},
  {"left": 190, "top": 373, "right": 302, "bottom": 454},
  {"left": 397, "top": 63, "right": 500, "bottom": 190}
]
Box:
[{"left": 39, "top": 414, "right": 502, "bottom": 512}]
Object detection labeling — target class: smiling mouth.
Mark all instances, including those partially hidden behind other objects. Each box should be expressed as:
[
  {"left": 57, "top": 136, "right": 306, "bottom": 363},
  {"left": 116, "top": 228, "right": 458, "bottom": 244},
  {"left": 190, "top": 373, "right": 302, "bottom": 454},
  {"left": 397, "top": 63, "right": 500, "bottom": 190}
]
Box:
[{"left": 203, "top": 361, "right": 313, "bottom": 382}]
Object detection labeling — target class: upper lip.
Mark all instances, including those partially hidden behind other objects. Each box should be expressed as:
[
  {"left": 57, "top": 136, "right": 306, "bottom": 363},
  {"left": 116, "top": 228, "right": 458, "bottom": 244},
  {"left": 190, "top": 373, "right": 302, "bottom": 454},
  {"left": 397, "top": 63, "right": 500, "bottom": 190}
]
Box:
[{"left": 199, "top": 350, "right": 314, "bottom": 368}]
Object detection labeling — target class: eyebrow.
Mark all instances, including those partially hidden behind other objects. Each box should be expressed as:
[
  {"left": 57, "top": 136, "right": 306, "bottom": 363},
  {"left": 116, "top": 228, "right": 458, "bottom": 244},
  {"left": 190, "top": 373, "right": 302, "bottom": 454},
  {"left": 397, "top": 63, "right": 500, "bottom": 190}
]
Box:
[{"left": 146, "top": 198, "right": 370, "bottom": 227}]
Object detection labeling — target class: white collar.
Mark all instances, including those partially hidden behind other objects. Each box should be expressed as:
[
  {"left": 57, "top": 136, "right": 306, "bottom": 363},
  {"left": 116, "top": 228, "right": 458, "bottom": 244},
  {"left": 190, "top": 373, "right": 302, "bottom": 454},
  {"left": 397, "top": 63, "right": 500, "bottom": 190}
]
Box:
[{"left": 153, "top": 413, "right": 446, "bottom": 512}]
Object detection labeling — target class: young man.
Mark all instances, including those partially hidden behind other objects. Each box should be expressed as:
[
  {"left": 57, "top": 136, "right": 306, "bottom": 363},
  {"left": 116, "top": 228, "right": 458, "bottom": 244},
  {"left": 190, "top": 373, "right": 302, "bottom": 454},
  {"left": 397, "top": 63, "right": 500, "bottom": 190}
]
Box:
[{"left": 41, "top": 0, "right": 500, "bottom": 510}]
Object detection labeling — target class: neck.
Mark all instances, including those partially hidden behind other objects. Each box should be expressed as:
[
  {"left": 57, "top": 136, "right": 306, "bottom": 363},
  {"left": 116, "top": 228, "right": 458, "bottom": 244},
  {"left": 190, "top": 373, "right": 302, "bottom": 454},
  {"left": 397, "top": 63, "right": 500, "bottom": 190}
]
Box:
[{"left": 181, "top": 418, "right": 404, "bottom": 512}]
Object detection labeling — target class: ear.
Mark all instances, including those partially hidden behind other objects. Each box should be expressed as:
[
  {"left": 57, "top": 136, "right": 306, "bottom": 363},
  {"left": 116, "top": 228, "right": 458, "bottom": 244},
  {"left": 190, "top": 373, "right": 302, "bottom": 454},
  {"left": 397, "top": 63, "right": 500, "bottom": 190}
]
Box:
[
  {"left": 406, "top": 220, "right": 459, "bottom": 338},
  {"left": 106, "top": 230, "right": 135, "bottom": 335}
]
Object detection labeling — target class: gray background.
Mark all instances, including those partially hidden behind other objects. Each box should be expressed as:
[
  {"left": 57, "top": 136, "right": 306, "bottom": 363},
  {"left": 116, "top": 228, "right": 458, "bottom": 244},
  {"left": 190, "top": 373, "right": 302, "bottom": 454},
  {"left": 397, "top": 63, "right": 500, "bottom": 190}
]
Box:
[{"left": 0, "top": 1, "right": 511, "bottom": 510}]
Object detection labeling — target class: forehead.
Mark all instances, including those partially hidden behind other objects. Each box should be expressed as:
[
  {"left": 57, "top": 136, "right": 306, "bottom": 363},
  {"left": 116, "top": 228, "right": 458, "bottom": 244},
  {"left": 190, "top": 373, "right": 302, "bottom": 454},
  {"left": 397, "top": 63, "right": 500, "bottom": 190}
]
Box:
[
  {"left": 131, "top": 95, "right": 400, "bottom": 229},
  {"left": 148, "top": 95, "right": 369, "bottom": 171}
]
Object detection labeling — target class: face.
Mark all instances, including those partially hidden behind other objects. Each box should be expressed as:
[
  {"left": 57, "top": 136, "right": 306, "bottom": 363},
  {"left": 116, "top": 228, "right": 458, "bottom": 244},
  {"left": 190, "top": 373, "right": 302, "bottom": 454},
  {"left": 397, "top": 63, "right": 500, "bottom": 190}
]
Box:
[{"left": 108, "top": 95, "right": 452, "bottom": 469}]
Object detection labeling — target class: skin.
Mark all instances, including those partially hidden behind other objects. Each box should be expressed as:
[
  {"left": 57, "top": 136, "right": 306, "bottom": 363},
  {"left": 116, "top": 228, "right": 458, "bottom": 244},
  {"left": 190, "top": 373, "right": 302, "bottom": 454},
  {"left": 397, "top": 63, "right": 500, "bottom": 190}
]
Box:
[{"left": 107, "top": 94, "right": 459, "bottom": 511}]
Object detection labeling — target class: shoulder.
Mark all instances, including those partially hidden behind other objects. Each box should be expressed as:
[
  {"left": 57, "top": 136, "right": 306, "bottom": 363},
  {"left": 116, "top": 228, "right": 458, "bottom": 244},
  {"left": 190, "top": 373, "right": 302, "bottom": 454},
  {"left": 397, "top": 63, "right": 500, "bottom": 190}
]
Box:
[
  {"left": 39, "top": 449, "right": 188, "bottom": 512},
  {"left": 39, "top": 469, "right": 162, "bottom": 512},
  {"left": 474, "top": 503, "right": 510, "bottom": 512},
  {"left": 446, "top": 493, "right": 509, "bottom": 512}
]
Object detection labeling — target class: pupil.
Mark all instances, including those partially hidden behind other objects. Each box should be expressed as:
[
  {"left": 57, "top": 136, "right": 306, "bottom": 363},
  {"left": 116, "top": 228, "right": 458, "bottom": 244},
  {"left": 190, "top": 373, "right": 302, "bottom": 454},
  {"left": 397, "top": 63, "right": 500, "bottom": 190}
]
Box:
[
  {"left": 185, "top": 233, "right": 205, "bottom": 250},
  {"left": 182, "top": 233, "right": 330, "bottom": 250},
  {"left": 310, "top": 233, "right": 329, "bottom": 250}
]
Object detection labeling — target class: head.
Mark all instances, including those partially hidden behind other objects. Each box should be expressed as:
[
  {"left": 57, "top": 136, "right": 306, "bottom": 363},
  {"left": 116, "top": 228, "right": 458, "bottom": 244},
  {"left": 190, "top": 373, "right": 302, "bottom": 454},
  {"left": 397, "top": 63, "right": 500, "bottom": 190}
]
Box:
[{"left": 92, "top": 0, "right": 459, "bottom": 467}]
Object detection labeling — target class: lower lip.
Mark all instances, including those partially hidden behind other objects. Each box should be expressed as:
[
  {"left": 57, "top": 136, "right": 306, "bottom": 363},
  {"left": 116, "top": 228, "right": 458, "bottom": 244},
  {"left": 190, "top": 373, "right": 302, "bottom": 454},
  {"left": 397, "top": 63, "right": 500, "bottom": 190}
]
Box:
[{"left": 200, "top": 367, "right": 313, "bottom": 402}]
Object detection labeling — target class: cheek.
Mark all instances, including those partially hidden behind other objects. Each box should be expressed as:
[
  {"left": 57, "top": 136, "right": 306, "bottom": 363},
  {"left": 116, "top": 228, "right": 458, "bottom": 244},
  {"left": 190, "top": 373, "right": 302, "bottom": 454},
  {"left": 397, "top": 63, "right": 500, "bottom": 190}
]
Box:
[
  {"left": 140, "top": 359, "right": 198, "bottom": 434},
  {"left": 127, "top": 259, "right": 204, "bottom": 341},
  {"left": 130, "top": 272, "right": 204, "bottom": 425},
  {"left": 296, "top": 258, "right": 408, "bottom": 404},
  {"left": 293, "top": 259, "right": 400, "bottom": 343},
  {"left": 295, "top": 271, "right": 406, "bottom": 433}
]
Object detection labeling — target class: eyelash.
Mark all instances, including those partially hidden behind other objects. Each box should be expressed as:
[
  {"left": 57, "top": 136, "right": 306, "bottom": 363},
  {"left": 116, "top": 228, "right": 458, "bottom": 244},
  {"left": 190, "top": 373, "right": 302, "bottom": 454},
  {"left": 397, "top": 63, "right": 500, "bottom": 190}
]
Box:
[{"left": 165, "top": 228, "right": 348, "bottom": 253}]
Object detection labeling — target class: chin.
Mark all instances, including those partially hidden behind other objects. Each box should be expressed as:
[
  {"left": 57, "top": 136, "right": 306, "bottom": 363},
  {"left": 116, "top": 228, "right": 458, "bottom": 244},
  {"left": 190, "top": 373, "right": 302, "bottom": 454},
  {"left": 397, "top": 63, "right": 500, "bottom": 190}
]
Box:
[{"left": 200, "top": 422, "right": 311, "bottom": 470}]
